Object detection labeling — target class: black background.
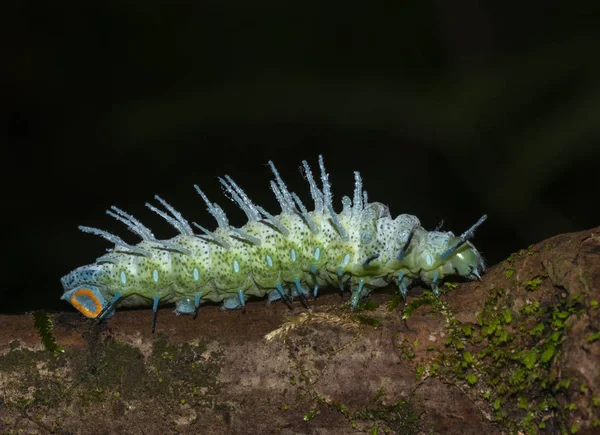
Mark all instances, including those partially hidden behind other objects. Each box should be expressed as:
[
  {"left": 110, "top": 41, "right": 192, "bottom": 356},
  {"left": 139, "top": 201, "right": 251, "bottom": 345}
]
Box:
[{"left": 6, "top": 2, "right": 599, "bottom": 314}]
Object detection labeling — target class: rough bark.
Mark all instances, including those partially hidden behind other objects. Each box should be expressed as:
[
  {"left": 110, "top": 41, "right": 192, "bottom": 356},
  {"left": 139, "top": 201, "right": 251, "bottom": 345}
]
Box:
[{"left": 1, "top": 227, "right": 598, "bottom": 435}]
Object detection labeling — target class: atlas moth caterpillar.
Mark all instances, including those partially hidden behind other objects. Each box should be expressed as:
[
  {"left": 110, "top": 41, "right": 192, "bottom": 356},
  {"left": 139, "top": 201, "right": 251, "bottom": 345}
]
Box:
[{"left": 61, "top": 155, "right": 487, "bottom": 332}]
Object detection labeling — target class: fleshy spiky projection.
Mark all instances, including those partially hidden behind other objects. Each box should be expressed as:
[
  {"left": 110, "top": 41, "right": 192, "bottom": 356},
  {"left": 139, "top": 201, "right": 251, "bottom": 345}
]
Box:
[{"left": 61, "top": 155, "right": 487, "bottom": 332}]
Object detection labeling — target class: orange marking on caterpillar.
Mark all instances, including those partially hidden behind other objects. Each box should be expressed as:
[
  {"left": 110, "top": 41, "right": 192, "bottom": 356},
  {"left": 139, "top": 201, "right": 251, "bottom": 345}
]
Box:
[{"left": 71, "top": 288, "right": 102, "bottom": 318}]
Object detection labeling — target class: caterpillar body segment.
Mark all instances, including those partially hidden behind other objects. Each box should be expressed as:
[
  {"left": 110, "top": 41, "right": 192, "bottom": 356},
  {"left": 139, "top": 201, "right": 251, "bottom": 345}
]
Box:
[{"left": 61, "top": 156, "right": 487, "bottom": 331}]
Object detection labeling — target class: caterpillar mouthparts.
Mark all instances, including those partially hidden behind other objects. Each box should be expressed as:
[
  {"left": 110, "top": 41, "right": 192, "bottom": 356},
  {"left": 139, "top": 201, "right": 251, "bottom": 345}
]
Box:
[{"left": 61, "top": 155, "right": 487, "bottom": 332}]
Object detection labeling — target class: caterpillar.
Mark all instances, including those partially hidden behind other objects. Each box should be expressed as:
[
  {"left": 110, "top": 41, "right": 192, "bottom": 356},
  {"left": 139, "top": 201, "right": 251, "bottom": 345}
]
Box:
[{"left": 61, "top": 155, "right": 487, "bottom": 332}]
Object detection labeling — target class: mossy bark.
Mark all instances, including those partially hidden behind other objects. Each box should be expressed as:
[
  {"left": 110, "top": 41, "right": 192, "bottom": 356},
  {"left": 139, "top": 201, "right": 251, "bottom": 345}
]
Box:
[{"left": 1, "top": 227, "right": 598, "bottom": 434}]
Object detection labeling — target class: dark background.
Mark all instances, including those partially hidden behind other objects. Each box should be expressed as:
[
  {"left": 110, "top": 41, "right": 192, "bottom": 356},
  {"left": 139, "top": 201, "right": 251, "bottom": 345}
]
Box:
[{"left": 6, "top": 2, "right": 599, "bottom": 315}]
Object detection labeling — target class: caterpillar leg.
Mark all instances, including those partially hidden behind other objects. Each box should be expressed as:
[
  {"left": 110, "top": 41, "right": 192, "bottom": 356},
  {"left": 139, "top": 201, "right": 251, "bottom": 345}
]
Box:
[
  {"left": 221, "top": 290, "right": 247, "bottom": 312},
  {"left": 309, "top": 264, "right": 320, "bottom": 298},
  {"left": 267, "top": 289, "right": 283, "bottom": 304},
  {"left": 175, "top": 294, "right": 202, "bottom": 319},
  {"left": 151, "top": 296, "right": 160, "bottom": 333},
  {"left": 395, "top": 272, "right": 412, "bottom": 299},
  {"left": 337, "top": 268, "right": 346, "bottom": 296},
  {"left": 350, "top": 279, "right": 365, "bottom": 311},
  {"left": 431, "top": 272, "right": 440, "bottom": 297},
  {"left": 193, "top": 294, "right": 201, "bottom": 319},
  {"left": 97, "top": 291, "right": 122, "bottom": 321},
  {"left": 267, "top": 287, "right": 292, "bottom": 308},
  {"left": 293, "top": 279, "right": 310, "bottom": 308},
  {"left": 277, "top": 283, "right": 294, "bottom": 307}
]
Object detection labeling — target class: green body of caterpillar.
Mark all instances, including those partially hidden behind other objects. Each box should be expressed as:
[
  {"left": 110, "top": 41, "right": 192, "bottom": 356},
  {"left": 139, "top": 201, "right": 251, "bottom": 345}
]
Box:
[{"left": 61, "top": 156, "right": 487, "bottom": 331}]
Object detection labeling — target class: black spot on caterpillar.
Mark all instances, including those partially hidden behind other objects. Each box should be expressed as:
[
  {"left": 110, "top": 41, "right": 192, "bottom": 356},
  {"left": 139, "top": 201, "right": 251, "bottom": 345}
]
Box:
[{"left": 61, "top": 155, "right": 487, "bottom": 332}]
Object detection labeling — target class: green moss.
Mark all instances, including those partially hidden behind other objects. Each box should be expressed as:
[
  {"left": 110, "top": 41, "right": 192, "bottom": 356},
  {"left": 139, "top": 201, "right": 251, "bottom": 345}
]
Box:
[
  {"left": 505, "top": 269, "right": 515, "bottom": 280},
  {"left": 76, "top": 339, "right": 149, "bottom": 403},
  {"left": 303, "top": 409, "right": 319, "bottom": 421},
  {"left": 550, "top": 312, "right": 568, "bottom": 330},
  {"left": 19, "top": 332, "right": 221, "bottom": 421},
  {"left": 401, "top": 291, "right": 440, "bottom": 320},
  {"left": 372, "top": 388, "right": 386, "bottom": 403},
  {"left": 466, "top": 373, "right": 478, "bottom": 386},
  {"left": 397, "top": 339, "right": 416, "bottom": 360},
  {"left": 462, "top": 352, "right": 474, "bottom": 365},
  {"left": 521, "top": 301, "right": 540, "bottom": 315},
  {"left": 423, "top": 280, "right": 593, "bottom": 434},
  {"left": 524, "top": 278, "right": 542, "bottom": 291},
  {"left": 354, "top": 300, "right": 379, "bottom": 312},
  {"left": 387, "top": 290, "right": 403, "bottom": 312},
  {"left": 415, "top": 365, "right": 425, "bottom": 380},
  {"left": 331, "top": 402, "right": 351, "bottom": 418},
  {"left": 522, "top": 349, "right": 537, "bottom": 370},
  {"left": 443, "top": 282, "right": 458, "bottom": 291},
  {"left": 32, "top": 311, "right": 64, "bottom": 355},
  {"left": 529, "top": 323, "right": 544, "bottom": 336},
  {"left": 493, "top": 398, "right": 502, "bottom": 410},
  {"left": 309, "top": 394, "right": 419, "bottom": 434},
  {"left": 0, "top": 339, "right": 75, "bottom": 416},
  {"left": 509, "top": 368, "right": 526, "bottom": 387},
  {"left": 356, "top": 315, "right": 382, "bottom": 328},
  {"left": 150, "top": 335, "right": 221, "bottom": 399},
  {"left": 556, "top": 378, "right": 571, "bottom": 390},
  {"left": 540, "top": 344, "right": 556, "bottom": 364},
  {"left": 585, "top": 331, "right": 600, "bottom": 343},
  {"left": 518, "top": 396, "right": 528, "bottom": 409},
  {"left": 505, "top": 249, "right": 527, "bottom": 265},
  {"left": 502, "top": 309, "right": 513, "bottom": 324},
  {"left": 355, "top": 399, "right": 421, "bottom": 435}
]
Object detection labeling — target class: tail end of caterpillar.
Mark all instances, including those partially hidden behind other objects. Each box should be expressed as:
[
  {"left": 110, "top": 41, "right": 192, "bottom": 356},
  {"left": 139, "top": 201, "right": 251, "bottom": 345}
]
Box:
[
  {"left": 60, "top": 285, "right": 118, "bottom": 320},
  {"left": 61, "top": 264, "right": 119, "bottom": 320}
]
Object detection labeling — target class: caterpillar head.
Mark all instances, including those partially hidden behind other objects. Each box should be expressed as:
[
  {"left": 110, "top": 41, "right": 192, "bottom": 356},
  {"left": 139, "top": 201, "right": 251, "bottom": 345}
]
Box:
[
  {"left": 437, "top": 214, "right": 488, "bottom": 281},
  {"left": 409, "top": 216, "right": 487, "bottom": 292},
  {"left": 442, "top": 237, "right": 486, "bottom": 281},
  {"left": 60, "top": 264, "right": 114, "bottom": 319}
]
